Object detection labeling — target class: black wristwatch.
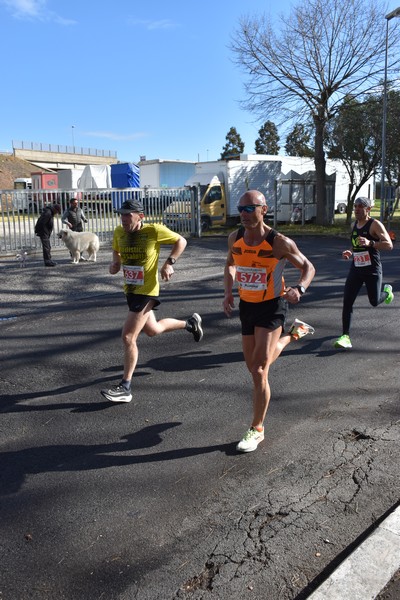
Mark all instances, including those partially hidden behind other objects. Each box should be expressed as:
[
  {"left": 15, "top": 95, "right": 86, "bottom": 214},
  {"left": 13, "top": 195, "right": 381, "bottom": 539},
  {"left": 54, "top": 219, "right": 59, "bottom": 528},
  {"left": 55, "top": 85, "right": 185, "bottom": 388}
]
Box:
[
  {"left": 295, "top": 285, "right": 306, "bottom": 296},
  {"left": 167, "top": 256, "right": 176, "bottom": 265}
]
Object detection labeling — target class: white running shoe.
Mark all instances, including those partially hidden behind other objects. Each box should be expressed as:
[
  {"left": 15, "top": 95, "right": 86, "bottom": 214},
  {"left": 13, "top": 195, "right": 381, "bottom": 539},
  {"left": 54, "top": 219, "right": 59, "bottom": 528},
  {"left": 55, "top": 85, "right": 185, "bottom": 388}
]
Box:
[
  {"left": 289, "top": 318, "right": 315, "bottom": 340},
  {"left": 236, "top": 427, "right": 264, "bottom": 453}
]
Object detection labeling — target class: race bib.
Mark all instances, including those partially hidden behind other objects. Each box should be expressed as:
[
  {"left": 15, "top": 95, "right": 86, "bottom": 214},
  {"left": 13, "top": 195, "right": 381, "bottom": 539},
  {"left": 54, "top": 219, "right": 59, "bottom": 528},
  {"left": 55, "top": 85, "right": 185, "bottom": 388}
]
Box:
[
  {"left": 236, "top": 266, "right": 267, "bottom": 290},
  {"left": 123, "top": 265, "right": 144, "bottom": 285},
  {"left": 353, "top": 251, "right": 371, "bottom": 267}
]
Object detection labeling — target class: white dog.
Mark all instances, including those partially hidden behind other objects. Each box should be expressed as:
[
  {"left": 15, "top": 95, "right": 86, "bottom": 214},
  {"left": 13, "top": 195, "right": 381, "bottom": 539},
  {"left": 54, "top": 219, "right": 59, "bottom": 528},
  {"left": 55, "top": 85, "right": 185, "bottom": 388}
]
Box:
[{"left": 58, "top": 229, "right": 100, "bottom": 263}]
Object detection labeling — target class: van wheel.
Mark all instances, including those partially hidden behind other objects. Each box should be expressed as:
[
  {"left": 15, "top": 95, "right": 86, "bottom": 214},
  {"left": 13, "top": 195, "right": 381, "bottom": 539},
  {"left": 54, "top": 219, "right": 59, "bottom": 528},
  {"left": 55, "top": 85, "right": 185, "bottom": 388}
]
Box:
[
  {"left": 201, "top": 216, "right": 211, "bottom": 232},
  {"left": 29, "top": 203, "right": 38, "bottom": 213},
  {"left": 336, "top": 203, "right": 346, "bottom": 214}
]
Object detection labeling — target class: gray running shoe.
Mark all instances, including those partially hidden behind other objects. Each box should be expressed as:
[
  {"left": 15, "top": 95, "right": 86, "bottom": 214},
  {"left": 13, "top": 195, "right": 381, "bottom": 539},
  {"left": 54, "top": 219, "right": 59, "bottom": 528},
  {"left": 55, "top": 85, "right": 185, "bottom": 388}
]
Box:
[{"left": 101, "top": 384, "right": 132, "bottom": 403}]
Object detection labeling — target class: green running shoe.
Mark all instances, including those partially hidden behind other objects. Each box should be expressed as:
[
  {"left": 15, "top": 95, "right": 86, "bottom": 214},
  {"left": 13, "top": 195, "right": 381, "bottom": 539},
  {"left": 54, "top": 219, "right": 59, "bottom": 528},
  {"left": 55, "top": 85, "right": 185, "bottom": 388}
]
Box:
[
  {"left": 384, "top": 284, "right": 394, "bottom": 304},
  {"left": 334, "top": 334, "right": 352, "bottom": 349}
]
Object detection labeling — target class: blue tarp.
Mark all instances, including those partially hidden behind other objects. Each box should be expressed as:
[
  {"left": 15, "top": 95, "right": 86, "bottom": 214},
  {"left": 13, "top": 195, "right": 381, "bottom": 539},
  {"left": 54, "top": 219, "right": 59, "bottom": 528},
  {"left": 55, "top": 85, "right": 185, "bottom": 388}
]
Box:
[
  {"left": 111, "top": 163, "right": 140, "bottom": 209},
  {"left": 111, "top": 163, "right": 140, "bottom": 188}
]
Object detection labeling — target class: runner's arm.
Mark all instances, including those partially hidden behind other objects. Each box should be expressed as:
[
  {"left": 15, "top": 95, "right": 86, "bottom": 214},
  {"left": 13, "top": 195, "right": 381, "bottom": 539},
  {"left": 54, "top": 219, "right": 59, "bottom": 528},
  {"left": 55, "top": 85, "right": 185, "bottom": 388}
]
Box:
[
  {"left": 275, "top": 236, "right": 315, "bottom": 303},
  {"left": 369, "top": 221, "right": 393, "bottom": 251},
  {"left": 160, "top": 235, "right": 187, "bottom": 281},
  {"left": 109, "top": 250, "right": 121, "bottom": 274}
]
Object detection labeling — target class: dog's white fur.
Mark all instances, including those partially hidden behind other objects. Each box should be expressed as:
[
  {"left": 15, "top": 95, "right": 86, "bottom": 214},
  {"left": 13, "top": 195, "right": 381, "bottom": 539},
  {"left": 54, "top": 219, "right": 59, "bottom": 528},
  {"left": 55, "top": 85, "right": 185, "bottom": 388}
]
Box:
[{"left": 59, "top": 229, "right": 100, "bottom": 263}]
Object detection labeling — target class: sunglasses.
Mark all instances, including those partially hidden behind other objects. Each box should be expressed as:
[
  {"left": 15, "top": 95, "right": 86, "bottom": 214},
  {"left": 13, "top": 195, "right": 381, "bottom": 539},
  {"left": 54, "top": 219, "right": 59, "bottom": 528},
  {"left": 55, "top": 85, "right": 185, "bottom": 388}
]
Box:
[{"left": 237, "top": 204, "right": 265, "bottom": 213}]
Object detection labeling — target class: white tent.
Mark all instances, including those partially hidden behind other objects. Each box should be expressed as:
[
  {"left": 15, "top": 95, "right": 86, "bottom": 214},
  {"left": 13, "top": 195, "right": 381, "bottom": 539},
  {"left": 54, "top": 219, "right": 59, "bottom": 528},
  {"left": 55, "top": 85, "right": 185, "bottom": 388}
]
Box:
[{"left": 77, "top": 165, "right": 112, "bottom": 189}]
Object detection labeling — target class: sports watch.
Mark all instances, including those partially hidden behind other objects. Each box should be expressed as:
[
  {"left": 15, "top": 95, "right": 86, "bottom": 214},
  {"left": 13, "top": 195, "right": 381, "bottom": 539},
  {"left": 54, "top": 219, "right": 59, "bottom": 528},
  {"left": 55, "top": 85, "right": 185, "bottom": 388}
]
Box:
[
  {"left": 295, "top": 285, "right": 306, "bottom": 295},
  {"left": 167, "top": 256, "right": 176, "bottom": 265}
]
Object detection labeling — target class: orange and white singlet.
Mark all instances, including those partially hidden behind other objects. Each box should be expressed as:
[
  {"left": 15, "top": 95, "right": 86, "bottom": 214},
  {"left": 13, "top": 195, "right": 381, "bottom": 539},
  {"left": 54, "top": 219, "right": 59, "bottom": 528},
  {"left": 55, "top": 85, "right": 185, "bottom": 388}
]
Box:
[{"left": 232, "top": 228, "right": 286, "bottom": 303}]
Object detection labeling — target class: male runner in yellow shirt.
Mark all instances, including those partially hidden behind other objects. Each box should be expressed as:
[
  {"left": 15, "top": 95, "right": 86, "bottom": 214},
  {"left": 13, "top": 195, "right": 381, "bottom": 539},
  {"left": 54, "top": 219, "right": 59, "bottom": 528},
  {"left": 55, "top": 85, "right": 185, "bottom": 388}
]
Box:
[{"left": 101, "top": 199, "right": 203, "bottom": 403}]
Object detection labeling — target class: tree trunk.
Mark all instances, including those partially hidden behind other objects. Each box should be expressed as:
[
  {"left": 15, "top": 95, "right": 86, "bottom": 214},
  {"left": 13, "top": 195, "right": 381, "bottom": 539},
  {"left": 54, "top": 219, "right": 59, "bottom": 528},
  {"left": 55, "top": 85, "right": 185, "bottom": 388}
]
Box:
[{"left": 314, "top": 114, "right": 329, "bottom": 226}]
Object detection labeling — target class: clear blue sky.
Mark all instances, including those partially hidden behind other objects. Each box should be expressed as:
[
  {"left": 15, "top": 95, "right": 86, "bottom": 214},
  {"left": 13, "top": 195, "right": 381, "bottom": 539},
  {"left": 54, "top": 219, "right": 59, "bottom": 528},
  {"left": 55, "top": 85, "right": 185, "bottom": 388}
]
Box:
[{"left": 0, "top": 0, "right": 398, "bottom": 164}]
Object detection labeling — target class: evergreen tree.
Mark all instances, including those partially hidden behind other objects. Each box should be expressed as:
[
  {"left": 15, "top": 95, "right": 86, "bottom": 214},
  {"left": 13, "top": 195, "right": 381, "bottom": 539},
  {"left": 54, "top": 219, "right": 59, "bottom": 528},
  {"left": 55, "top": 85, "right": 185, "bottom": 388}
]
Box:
[
  {"left": 326, "top": 94, "right": 381, "bottom": 221},
  {"left": 285, "top": 123, "right": 314, "bottom": 157},
  {"left": 254, "top": 121, "right": 280, "bottom": 154},
  {"left": 220, "top": 127, "right": 244, "bottom": 160}
]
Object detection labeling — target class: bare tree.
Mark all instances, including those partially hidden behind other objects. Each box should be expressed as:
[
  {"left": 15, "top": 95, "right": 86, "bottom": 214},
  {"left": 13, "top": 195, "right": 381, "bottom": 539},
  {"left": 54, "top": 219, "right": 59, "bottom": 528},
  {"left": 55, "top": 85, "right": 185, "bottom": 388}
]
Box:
[{"left": 231, "top": 0, "right": 400, "bottom": 225}]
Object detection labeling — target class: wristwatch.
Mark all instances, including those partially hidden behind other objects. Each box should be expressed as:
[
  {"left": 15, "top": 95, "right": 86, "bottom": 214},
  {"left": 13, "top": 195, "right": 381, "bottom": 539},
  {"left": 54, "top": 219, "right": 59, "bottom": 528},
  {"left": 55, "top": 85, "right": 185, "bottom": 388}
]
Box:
[
  {"left": 167, "top": 256, "right": 176, "bottom": 265},
  {"left": 295, "top": 285, "right": 306, "bottom": 296}
]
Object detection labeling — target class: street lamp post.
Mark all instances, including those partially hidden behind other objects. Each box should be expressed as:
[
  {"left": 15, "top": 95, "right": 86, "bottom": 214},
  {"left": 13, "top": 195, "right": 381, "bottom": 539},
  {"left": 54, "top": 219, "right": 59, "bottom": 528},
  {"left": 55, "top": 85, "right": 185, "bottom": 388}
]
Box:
[
  {"left": 380, "top": 7, "right": 400, "bottom": 222},
  {"left": 71, "top": 125, "right": 75, "bottom": 149}
]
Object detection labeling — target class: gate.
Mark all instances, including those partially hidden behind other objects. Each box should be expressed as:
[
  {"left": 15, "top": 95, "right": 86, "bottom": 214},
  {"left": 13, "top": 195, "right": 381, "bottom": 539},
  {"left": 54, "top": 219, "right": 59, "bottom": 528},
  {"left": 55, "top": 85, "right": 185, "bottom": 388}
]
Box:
[{"left": 0, "top": 187, "right": 197, "bottom": 255}]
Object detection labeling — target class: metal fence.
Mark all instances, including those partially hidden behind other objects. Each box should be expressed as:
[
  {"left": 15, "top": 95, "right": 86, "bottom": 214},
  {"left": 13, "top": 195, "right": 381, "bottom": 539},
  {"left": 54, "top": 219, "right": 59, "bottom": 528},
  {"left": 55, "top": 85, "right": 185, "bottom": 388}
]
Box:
[{"left": 0, "top": 188, "right": 197, "bottom": 255}]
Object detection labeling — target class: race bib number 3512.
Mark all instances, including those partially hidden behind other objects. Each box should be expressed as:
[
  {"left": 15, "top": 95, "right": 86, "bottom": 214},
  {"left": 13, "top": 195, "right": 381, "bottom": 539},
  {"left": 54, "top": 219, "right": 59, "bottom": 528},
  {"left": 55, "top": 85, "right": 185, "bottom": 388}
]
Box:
[
  {"left": 123, "top": 265, "right": 144, "bottom": 285},
  {"left": 236, "top": 266, "right": 267, "bottom": 290}
]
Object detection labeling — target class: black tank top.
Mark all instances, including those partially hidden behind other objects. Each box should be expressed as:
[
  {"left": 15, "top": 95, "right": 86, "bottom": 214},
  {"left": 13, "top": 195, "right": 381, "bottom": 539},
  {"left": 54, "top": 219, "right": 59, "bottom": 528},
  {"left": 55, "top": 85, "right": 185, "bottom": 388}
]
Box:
[{"left": 351, "top": 218, "right": 381, "bottom": 272}]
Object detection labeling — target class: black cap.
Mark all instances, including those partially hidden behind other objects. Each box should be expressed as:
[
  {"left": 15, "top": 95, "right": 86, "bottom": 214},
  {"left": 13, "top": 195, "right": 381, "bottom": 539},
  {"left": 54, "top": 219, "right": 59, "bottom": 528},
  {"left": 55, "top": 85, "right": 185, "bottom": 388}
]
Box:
[{"left": 117, "top": 199, "right": 144, "bottom": 214}]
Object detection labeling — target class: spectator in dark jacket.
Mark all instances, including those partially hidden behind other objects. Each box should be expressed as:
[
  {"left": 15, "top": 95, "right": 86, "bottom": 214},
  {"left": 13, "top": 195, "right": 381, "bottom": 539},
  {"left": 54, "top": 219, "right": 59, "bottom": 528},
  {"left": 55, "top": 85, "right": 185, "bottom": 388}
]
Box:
[{"left": 34, "top": 203, "right": 61, "bottom": 266}]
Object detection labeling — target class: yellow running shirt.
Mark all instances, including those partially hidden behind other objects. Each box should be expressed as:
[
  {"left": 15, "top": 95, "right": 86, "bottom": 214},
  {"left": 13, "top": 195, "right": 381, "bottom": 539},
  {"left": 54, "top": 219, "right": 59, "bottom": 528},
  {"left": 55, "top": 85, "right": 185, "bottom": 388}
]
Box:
[{"left": 112, "top": 223, "right": 180, "bottom": 296}]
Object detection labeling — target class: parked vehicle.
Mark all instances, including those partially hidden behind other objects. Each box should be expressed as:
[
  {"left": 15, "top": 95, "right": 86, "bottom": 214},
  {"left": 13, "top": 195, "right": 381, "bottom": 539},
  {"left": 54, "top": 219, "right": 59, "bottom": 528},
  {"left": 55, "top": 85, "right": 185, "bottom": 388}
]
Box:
[
  {"left": 13, "top": 174, "right": 62, "bottom": 213},
  {"left": 12, "top": 178, "right": 33, "bottom": 213},
  {"left": 163, "top": 156, "right": 281, "bottom": 232}
]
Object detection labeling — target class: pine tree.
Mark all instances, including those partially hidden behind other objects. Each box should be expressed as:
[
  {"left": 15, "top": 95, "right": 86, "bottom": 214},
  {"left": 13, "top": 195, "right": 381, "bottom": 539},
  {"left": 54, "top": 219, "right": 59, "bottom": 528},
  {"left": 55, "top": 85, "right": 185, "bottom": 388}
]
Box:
[
  {"left": 220, "top": 127, "right": 244, "bottom": 160},
  {"left": 254, "top": 121, "right": 280, "bottom": 154},
  {"left": 285, "top": 123, "right": 314, "bottom": 157}
]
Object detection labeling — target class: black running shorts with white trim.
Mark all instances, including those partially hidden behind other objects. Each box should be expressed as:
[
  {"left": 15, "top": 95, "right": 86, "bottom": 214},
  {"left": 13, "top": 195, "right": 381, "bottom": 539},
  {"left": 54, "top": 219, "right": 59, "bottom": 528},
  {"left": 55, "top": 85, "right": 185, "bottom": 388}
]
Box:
[{"left": 239, "top": 296, "right": 288, "bottom": 335}]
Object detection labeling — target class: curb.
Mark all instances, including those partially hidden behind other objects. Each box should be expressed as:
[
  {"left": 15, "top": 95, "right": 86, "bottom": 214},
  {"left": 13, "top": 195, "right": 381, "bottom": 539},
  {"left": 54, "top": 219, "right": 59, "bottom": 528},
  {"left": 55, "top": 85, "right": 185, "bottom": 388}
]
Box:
[{"left": 308, "top": 505, "right": 400, "bottom": 599}]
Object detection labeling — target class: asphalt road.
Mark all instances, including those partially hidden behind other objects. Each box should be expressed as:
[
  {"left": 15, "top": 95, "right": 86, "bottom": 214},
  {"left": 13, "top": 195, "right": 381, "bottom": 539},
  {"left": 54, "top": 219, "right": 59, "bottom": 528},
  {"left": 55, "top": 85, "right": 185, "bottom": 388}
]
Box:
[{"left": 0, "top": 235, "right": 399, "bottom": 600}]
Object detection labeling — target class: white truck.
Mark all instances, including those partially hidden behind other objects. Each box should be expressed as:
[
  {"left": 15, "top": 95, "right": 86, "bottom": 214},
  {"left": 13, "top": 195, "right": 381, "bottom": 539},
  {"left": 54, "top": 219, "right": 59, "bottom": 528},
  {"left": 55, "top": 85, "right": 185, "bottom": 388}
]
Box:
[{"left": 163, "top": 155, "right": 282, "bottom": 232}]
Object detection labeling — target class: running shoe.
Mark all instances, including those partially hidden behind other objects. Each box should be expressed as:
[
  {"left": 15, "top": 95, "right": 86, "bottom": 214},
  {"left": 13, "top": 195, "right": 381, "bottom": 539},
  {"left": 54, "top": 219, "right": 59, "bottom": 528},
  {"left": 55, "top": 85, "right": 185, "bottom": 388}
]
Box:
[
  {"left": 289, "top": 318, "right": 315, "bottom": 340},
  {"left": 101, "top": 384, "right": 132, "bottom": 403},
  {"left": 186, "top": 313, "right": 203, "bottom": 342},
  {"left": 236, "top": 427, "right": 265, "bottom": 453},
  {"left": 384, "top": 284, "right": 394, "bottom": 305},
  {"left": 334, "top": 334, "right": 352, "bottom": 349}
]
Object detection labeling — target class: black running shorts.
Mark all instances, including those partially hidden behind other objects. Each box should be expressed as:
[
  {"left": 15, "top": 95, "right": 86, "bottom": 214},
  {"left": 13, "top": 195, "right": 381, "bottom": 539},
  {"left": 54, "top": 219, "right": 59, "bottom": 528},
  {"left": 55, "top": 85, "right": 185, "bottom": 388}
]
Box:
[
  {"left": 126, "top": 293, "right": 160, "bottom": 313},
  {"left": 239, "top": 296, "right": 288, "bottom": 335}
]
